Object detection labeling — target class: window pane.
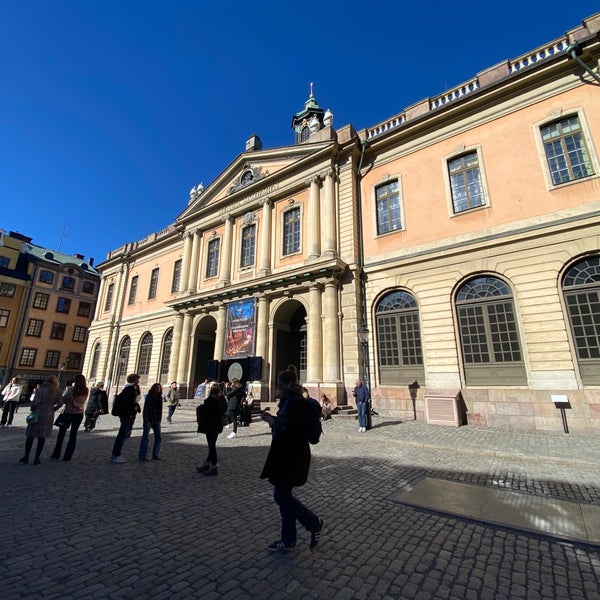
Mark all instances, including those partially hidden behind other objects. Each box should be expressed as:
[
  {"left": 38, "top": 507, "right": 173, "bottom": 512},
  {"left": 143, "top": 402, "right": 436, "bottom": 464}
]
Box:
[
  {"left": 449, "top": 152, "right": 484, "bottom": 213},
  {"left": 376, "top": 181, "right": 401, "bottom": 234}
]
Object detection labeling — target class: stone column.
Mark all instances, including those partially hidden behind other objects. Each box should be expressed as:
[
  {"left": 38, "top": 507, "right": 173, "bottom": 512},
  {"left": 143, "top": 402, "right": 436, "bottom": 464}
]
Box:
[
  {"left": 187, "top": 229, "right": 200, "bottom": 292},
  {"left": 256, "top": 295, "right": 270, "bottom": 376},
  {"left": 176, "top": 311, "right": 192, "bottom": 384},
  {"left": 307, "top": 176, "right": 321, "bottom": 260},
  {"left": 179, "top": 232, "right": 192, "bottom": 293},
  {"left": 322, "top": 170, "right": 337, "bottom": 258},
  {"left": 322, "top": 281, "right": 340, "bottom": 381},
  {"left": 219, "top": 215, "right": 233, "bottom": 286},
  {"left": 214, "top": 304, "right": 227, "bottom": 360},
  {"left": 306, "top": 284, "right": 323, "bottom": 382},
  {"left": 195, "top": 231, "right": 204, "bottom": 291},
  {"left": 259, "top": 197, "right": 272, "bottom": 276},
  {"left": 168, "top": 312, "right": 184, "bottom": 383}
]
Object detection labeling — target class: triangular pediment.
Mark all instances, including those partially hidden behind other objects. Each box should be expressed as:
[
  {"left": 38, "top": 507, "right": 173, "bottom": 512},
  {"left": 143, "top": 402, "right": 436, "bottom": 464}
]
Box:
[{"left": 177, "top": 139, "right": 335, "bottom": 224}]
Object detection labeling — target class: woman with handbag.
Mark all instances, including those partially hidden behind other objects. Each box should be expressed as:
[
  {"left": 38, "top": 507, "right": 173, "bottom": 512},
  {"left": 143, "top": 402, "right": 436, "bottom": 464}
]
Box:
[
  {"left": 19, "top": 376, "right": 63, "bottom": 465},
  {"left": 196, "top": 383, "right": 227, "bottom": 476},
  {"left": 51, "top": 374, "right": 89, "bottom": 461}
]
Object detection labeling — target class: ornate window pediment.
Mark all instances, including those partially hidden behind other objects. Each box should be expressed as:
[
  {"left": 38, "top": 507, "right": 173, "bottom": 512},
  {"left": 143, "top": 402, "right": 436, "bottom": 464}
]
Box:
[{"left": 228, "top": 165, "right": 268, "bottom": 195}]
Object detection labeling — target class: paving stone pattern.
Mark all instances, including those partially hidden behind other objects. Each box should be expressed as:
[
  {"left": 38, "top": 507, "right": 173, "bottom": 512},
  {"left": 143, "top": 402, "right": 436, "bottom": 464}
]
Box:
[{"left": 0, "top": 409, "right": 599, "bottom": 599}]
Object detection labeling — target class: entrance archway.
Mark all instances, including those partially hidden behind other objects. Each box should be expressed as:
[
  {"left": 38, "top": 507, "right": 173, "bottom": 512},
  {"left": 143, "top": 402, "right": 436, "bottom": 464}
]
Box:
[
  {"left": 190, "top": 315, "right": 217, "bottom": 389},
  {"left": 272, "top": 299, "right": 307, "bottom": 387}
]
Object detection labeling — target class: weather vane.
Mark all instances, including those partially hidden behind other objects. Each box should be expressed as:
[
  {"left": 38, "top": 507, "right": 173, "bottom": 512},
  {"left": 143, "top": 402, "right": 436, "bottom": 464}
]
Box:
[{"left": 309, "top": 81, "right": 314, "bottom": 97}]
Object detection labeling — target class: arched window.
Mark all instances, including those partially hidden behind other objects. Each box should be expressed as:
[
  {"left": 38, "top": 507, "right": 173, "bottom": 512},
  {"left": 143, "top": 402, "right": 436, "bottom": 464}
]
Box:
[
  {"left": 456, "top": 276, "right": 526, "bottom": 385},
  {"left": 562, "top": 256, "right": 600, "bottom": 385},
  {"left": 376, "top": 290, "right": 424, "bottom": 385},
  {"left": 300, "top": 126, "right": 310, "bottom": 142},
  {"left": 117, "top": 337, "right": 131, "bottom": 385},
  {"left": 89, "top": 343, "right": 101, "bottom": 380},
  {"left": 160, "top": 329, "right": 173, "bottom": 379},
  {"left": 137, "top": 333, "right": 153, "bottom": 376}
]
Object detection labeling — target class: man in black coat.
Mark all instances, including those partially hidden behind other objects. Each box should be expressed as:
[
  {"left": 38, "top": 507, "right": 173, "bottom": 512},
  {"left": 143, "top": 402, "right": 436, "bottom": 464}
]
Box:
[
  {"left": 260, "top": 368, "right": 324, "bottom": 551},
  {"left": 110, "top": 373, "right": 141, "bottom": 464}
]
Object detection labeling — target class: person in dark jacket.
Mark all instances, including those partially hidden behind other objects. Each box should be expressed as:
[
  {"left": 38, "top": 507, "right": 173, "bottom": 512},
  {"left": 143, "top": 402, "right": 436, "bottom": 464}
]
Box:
[
  {"left": 138, "top": 383, "right": 163, "bottom": 461},
  {"left": 225, "top": 378, "right": 245, "bottom": 439},
  {"left": 110, "top": 373, "right": 141, "bottom": 464},
  {"left": 260, "top": 368, "right": 324, "bottom": 551},
  {"left": 84, "top": 382, "right": 108, "bottom": 432},
  {"left": 196, "top": 383, "right": 227, "bottom": 476}
]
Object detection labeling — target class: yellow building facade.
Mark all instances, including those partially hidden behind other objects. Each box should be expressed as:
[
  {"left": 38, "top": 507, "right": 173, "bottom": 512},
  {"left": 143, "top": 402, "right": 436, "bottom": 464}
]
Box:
[{"left": 86, "top": 14, "right": 600, "bottom": 431}]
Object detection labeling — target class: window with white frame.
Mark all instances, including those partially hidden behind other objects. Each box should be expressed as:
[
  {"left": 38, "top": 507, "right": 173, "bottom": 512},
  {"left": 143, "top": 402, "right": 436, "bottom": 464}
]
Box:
[
  {"left": 540, "top": 115, "right": 594, "bottom": 185},
  {"left": 33, "top": 292, "right": 49, "bottom": 309},
  {"left": 90, "top": 344, "right": 100, "bottom": 380},
  {"left": 20, "top": 348, "right": 36, "bottom": 367},
  {"left": 160, "top": 329, "right": 173, "bottom": 378},
  {"left": 206, "top": 238, "right": 220, "bottom": 278},
  {"left": 171, "top": 260, "right": 182, "bottom": 293},
  {"left": 375, "top": 180, "right": 402, "bottom": 235},
  {"left": 137, "top": 332, "right": 153, "bottom": 376},
  {"left": 240, "top": 224, "right": 256, "bottom": 268},
  {"left": 148, "top": 268, "right": 159, "bottom": 300},
  {"left": 0, "top": 309, "right": 9, "bottom": 327},
  {"left": 104, "top": 283, "right": 114, "bottom": 311},
  {"left": 26, "top": 318, "right": 44, "bottom": 337},
  {"left": 448, "top": 151, "right": 485, "bottom": 213},
  {"left": 45, "top": 350, "right": 60, "bottom": 369},
  {"left": 128, "top": 275, "right": 138, "bottom": 305},
  {"left": 73, "top": 326, "right": 87, "bottom": 342},
  {"left": 283, "top": 207, "right": 301, "bottom": 255}
]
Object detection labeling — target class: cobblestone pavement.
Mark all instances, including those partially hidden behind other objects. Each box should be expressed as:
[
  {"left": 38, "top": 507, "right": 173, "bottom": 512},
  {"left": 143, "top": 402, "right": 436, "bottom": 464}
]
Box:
[{"left": 1, "top": 409, "right": 599, "bottom": 599}]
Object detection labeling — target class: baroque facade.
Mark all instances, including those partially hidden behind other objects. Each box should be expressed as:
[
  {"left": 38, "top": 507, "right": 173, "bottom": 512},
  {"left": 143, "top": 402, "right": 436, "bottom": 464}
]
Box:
[
  {"left": 86, "top": 13, "right": 600, "bottom": 432},
  {"left": 0, "top": 230, "right": 100, "bottom": 397}
]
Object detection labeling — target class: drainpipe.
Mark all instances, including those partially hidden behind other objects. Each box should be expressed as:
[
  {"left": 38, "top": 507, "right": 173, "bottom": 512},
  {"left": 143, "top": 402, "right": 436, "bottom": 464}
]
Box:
[{"left": 564, "top": 43, "right": 600, "bottom": 85}]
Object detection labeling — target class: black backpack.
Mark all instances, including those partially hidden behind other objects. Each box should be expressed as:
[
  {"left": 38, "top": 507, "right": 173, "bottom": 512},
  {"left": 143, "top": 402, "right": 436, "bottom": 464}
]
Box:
[
  {"left": 304, "top": 396, "right": 323, "bottom": 445},
  {"left": 111, "top": 391, "right": 125, "bottom": 417}
]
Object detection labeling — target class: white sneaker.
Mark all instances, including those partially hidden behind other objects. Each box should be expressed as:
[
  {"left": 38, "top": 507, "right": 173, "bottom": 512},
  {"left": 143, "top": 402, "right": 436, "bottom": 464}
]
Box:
[
  {"left": 227, "top": 432, "right": 236, "bottom": 439},
  {"left": 110, "top": 456, "right": 126, "bottom": 463}
]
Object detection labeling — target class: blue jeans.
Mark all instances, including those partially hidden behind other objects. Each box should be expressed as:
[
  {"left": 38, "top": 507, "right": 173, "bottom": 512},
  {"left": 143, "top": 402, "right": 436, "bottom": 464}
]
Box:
[
  {"left": 139, "top": 421, "right": 162, "bottom": 459},
  {"left": 112, "top": 416, "right": 132, "bottom": 457},
  {"left": 273, "top": 485, "right": 320, "bottom": 546},
  {"left": 357, "top": 402, "right": 368, "bottom": 428}
]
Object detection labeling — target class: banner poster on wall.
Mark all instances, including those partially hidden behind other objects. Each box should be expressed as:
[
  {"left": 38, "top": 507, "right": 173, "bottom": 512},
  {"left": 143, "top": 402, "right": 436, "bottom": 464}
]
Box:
[{"left": 224, "top": 298, "right": 256, "bottom": 358}]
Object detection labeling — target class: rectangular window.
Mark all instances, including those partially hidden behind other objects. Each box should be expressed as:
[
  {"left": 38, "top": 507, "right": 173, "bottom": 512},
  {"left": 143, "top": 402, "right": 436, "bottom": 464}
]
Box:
[
  {"left": 82, "top": 281, "right": 95, "bottom": 294},
  {"left": 448, "top": 152, "right": 485, "bottom": 213},
  {"left": 0, "top": 256, "right": 9, "bottom": 268},
  {"left": 171, "top": 260, "right": 182, "bottom": 293},
  {"left": 78, "top": 301, "right": 91, "bottom": 317},
  {"left": 0, "top": 308, "right": 9, "bottom": 327},
  {"left": 206, "top": 239, "right": 220, "bottom": 278},
  {"left": 56, "top": 297, "right": 71, "bottom": 314},
  {"left": 33, "top": 292, "right": 49, "bottom": 309},
  {"left": 541, "top": 116, "right": 594, "bottom": 185},
  {"left": 148, "top": 268, "right": 159, "bottom": 299},
  {"left": 45, "top": 350, "right": 60, "bottom": 368},
  {"left": 26, "top": 318, "right": 44, "bottom": 337},
  {"left": 0, "top": 282, "right": 16, "bottom": 297},
  {"left": 61, "top": 276, "right": 75, "bottom": 290},
  {"left": 128, "top": 275, "right": 138, "bottom": 305},
  {"left": 50, "top": 322, "right": 66, "bottom": 340},
  {"left": 104, "top": 283, "right": 114, "bottom": 311},
  {"left": 240, "top": 224, "right": 256, "bottom": 268},
  {"left": 66, "top": 352, "right": 82, "bottom": 370},
  {"left": 73, "top": 326, "right": 87, "bottom": 342},
  {"left": 375, "top": 181, "right": 402, "bottom": 235},
  {"left": 39, "top": 270, "right": 54, "bottom": 284},
  {"left": 19, "top": 348, "right": 36, "bottom": 367},
  {"left": 283, "top": 208, "right": 301, "bottom": 255}
]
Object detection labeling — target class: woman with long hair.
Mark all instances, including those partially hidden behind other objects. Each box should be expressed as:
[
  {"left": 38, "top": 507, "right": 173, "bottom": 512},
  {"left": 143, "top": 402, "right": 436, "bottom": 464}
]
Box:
[
  {"left": 20, "top": 376, "right": 62, "bottom": 465},
  {"left": 196, "top": 383, "right": 227, "bottom": 476},
  {"left": 138, "top": 383, "right": 163, "bottom": 461},
  {"left": 51, "top": 374, "right": 89, "bottom": 461}
]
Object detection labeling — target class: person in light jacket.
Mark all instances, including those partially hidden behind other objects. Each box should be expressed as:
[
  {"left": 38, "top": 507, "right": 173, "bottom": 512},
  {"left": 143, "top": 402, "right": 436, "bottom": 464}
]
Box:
[
  {"left": 51, "top": 374, "right": 89, "bottom": 461},
  {"left": 165, "top": 382, "right": 180, "bottom": 423},
  {"left": 1, "top": 377, "right": 23, "bottom": 427},
  {"left": 20, "top": 376, "right": 62, "bottom": 465}
]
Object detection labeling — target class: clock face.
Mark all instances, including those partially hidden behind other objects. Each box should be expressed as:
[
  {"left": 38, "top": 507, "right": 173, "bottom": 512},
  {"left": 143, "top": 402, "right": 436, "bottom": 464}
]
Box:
[{"left": 228, "top": 362, "right": 243, "bottom": 382}]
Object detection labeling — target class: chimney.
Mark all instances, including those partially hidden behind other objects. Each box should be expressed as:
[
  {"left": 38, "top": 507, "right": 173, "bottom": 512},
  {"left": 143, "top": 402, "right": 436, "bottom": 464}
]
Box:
[
  {"left": 89, "top": 257, "right": 94, "bottom": 266},
  {"left": 245, "top": 134, "right": 262, "bottom": 152}
]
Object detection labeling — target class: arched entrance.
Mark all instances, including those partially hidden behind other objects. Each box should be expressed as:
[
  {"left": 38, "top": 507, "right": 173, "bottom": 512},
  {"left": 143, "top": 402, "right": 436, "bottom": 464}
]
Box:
[
  {"left": 272, "top": 299, "right": 307, "bottom": 386},
  {"left": 190, "top": 315, "right": 217, "bottom": 389}
]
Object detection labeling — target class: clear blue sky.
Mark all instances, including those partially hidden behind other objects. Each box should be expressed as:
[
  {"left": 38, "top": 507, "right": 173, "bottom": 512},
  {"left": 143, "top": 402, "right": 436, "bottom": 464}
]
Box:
[{"left": 1, "top": 1, "right": 597, "bottom": 264}]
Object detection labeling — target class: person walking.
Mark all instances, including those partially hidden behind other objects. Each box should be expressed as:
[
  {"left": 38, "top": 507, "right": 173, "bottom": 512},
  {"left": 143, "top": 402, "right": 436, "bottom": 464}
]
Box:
[
  {"left": 225, "top": 378, "right": 244, "bottom": 439},
  {"left": 260, "top": 368, "right": 324, "bottom": 551},
  {"left": 51, "top": 374, "right": 89, "bottom": 461},
  {"left": 353, "top": 379, "right": 370, "bottom": 432},
  {"left": 1, "top": 377, "right": 23, "bottom": 427},
  {"left": 165, "top": 381, "right": 180, "bottom": 423},
  {"left": 139, "top": 383, "right": 163, "bottom": 461},
  {"left": 110, "top": 373, "right": 141, "bottom": 464},
  {"left": 20, "top": 376, "right": 62, "bottom": 465},
  {"left": 196, "top": 382, "right": 227, "bottom": 476},
  {"left": 84, "top": 381, "right": 108, "bottom": 432}
]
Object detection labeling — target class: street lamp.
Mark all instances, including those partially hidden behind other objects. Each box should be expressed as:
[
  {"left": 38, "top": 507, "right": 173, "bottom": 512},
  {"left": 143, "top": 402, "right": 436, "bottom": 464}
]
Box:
[
  {"left": 57, "top": 363, "right": 66, "bottom": 390},
  {"left": 357, "top": 325, "right": 372, "bottom": 430}
]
